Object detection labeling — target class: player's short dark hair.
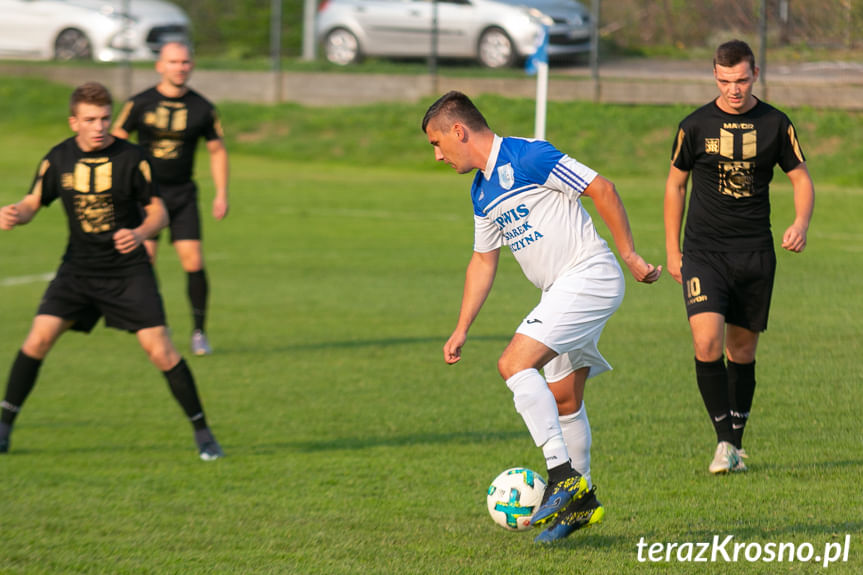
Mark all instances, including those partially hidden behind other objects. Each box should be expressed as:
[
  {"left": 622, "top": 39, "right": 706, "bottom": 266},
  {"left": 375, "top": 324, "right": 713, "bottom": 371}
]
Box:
[
  {"left": 422, "top": 91, "right": 490, "bottom": 134},
  {"left": 714, "top": 40, "right": 756, "bottom": 72},
  {"left": 69, "top": 82, "right": 112, "bottom": 116}
]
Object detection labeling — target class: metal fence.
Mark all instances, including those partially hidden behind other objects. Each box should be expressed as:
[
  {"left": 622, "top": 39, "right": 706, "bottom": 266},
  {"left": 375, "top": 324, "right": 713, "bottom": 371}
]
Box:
[{"left": 601, "top": 0, "right": 862, "bottom": 51}]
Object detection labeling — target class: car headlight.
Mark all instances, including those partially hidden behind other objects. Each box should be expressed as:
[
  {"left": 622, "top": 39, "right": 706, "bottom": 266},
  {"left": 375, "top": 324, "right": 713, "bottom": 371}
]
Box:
[
  {"left": 525, "top": 7, "right": 554, "bottom": 27},
  {"left": 100, "top": 5, "right": 139, "bottom": 24}
]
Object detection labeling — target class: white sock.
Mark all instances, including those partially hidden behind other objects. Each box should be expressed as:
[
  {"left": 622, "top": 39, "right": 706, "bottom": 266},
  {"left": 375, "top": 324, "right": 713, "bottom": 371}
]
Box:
[
  {"left": 505, "top": 368, "right": 570, "bottom": 469},
  {"left": 559, "top": 403, "right": 592, "bottom": 488}
]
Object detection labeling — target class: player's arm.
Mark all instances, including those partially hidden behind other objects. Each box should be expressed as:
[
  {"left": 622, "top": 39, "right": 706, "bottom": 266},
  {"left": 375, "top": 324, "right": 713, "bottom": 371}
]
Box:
[
  {"left": 113, "top": 197, "right": 168, "bottom": 254},
  {"left": 206, "top": 138, "right": 229, "bottom": 220},
  {"left": 0, "top": 193, "right": 42, "bottom": 231},
  {"left": 110, "top": 100, "right": 135, "bottom": 140},
  {"left": 582, "top": 175, "right": 662, "bottom": 284},
  {"left": 444, "top": 249, "right": 500, "bottom": 364},
  {"left": 111, "top": 126, "right": 130, "bottom": 139},
  {"left": 781, "top": 163, "right": 814, "bottom": 253},
  {"left": 664, "top": 165, "right": 690, "bottom": 284}
]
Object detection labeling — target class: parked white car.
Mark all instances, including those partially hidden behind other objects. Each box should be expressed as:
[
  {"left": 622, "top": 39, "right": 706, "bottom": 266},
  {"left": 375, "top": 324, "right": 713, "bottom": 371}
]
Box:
[
  {"left": 0, "top": 0, "right": 190, "bottom": 62},
  {"left": 316, "top": 0, "right": 592, "bottom": 69}
]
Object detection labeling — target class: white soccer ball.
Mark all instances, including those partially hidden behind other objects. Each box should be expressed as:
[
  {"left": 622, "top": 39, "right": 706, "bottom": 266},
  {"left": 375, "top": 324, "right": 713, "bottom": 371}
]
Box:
[{"left": 486, "top": 467, "right": 547, "bottom": 531}]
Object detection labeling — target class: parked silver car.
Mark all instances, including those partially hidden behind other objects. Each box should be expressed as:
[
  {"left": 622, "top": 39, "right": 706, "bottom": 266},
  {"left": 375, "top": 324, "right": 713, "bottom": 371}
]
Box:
[
  {"left": 316, "top": 0, "right": 591, "bottom": 69},
  {"left": 0, "top": 0, "right": 189, "bottom": 62}
]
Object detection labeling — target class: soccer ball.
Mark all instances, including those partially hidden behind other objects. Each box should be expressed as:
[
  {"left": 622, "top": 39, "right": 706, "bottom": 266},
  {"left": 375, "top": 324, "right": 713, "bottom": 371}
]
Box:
[{"left": 486, "top": 467, "right": 547, "bottom": 531}]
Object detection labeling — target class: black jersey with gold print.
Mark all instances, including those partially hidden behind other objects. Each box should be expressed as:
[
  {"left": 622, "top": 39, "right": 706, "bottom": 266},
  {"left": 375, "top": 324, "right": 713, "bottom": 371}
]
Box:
[
  {"left": 30, "top": 137, "right": 157, "bottom": 276},
  {"left": 113, "top": 87, "right": 222, "bottom": 186},
  {"left": 671, "top": 98, "right": 805, "bottom": 252}
]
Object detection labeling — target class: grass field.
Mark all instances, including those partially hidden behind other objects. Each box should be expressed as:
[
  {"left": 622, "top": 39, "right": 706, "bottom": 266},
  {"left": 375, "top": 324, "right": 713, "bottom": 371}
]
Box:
[{"left": 0, "top": 77, "right": 861, "bottom": 574}]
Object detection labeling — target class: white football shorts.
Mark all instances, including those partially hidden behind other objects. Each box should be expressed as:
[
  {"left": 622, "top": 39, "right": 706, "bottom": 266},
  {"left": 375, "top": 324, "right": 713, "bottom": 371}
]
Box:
[{"left": 515, "top": 251, "right": 625, "bottom": 383}]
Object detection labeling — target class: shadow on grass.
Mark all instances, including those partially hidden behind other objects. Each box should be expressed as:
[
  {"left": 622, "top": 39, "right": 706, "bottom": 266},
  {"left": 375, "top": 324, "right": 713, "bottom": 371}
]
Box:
[
  {"left": 535, "top": 531, "right": 628, "bottom": 551},
  {"left": 253, "top": 429, "right": 524, "bottom": 453},
  {"left": 212, "top": 334, "right": 512, "bottom": 354}
]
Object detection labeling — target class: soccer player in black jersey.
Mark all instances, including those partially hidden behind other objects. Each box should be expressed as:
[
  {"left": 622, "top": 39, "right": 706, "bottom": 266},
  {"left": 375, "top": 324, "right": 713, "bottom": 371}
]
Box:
[
  {"left": 0, "top": 82, "right": 223, "bottom": 461},
  {"left": 112, "top": 41, "right": 230, "bottom": 356},
  {"left": 664, "top": 40, "right": 814, "bottom": 474}
]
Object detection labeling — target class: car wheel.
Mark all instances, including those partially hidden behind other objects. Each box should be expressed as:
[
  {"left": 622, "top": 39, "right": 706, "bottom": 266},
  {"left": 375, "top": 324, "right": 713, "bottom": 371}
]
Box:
[
  {"left": 324, "top": 28, "right": 361, "bottom": 66},
  {"left": 477, "top": 27, "right": 515, "bottom": 69},
  {"left": 54, "top": 28, "right": 92, "bottom": 61}
]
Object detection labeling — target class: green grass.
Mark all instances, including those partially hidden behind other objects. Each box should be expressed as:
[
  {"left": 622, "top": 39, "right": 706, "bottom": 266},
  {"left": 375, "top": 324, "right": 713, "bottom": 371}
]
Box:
[{"left": 0, "top": 76, "right": 861, "bottom": 574}]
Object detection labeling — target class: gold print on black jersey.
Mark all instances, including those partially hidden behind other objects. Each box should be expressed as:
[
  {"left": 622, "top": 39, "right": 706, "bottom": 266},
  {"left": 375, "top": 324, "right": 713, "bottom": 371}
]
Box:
[
  {"left": 152, "top": 139, "right": 181, "bottom": 160},
  {"left": 719, "top": 161, "right": 754, "bottom": 198},
  {"left": 717, "top": 127, "right": 757, "bottom": 198},
  {"left": 63, "top": 159, "right": 115, "bottom": 234},
  {"left": 144, "top": 102, "right": 189, "bottom": 132},
  {"left": 144, "top": 102, "right": 188, "bottom": 160}
]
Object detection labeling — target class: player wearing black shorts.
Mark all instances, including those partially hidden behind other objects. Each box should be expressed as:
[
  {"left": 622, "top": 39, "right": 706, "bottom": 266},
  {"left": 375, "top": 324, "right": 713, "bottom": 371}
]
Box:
[
  {"left": 0, "top": 82, "right": 223, "bottom": 461},
  {"left": 113, "top": 41, "right": 230, "bottom": 356},
  {"left": 664, "top": 40, "right": 814, "bottom": 474}
]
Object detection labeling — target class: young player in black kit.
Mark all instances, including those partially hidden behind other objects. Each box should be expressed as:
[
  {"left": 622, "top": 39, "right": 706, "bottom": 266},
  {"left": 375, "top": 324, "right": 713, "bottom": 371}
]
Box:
[
  {"left": 664, "top": 40, "right": 814, "bottom": 474},
  {"left": 0, "top": 82, "right": 223, "bottom": 461},
  {"left": 113, "top": 41, "right": 230, "bottom": 356}
]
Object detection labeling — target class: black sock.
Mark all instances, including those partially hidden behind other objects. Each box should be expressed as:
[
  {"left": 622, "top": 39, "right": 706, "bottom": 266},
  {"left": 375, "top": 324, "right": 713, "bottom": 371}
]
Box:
[
  {"left": 194, "top": 427, "right": 215, "bottom": 448},
  {"left": 162, "top": 358, "right": 208, "bottom": 431},
  {"left": 695, "top": 357, "right": 735, "bottom": 444},
  {"left": 547, "top": 461, "right": 575, "bottom": 484},
  {"left": 728, "top": 360, "right": 756, "bottom": 449},
  {"left": 187, "top": 269, "right": 208, "bottom": 332},
  {"left": 1, "top": 350, "right": 43, "bottom": 427}
]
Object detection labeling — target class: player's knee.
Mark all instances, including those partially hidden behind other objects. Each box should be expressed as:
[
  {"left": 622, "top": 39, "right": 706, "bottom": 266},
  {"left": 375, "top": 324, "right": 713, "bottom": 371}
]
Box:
[
  {"left": 692, "top": 338, "right": 723, "bottom": 362},
  {"left": 140, "top": 334, "right": 180, "bottom": 371},
  {"left": 21, "top": 332, "right": 57, "bottom": 359},
  {"left": 497, "top": 354, "right": 520, "bottom": 380},
  {"left": 20, "top": 339, "right": 51, "bottom": 360},
  {"left": 553, "top": 393, "right": 581, "bottom": 415},
  {"left": 148, "top": 347, "right": 181, "bottom": 371},
  {"left": 726, "top": 346, "right": 756, "bottom": 364}
]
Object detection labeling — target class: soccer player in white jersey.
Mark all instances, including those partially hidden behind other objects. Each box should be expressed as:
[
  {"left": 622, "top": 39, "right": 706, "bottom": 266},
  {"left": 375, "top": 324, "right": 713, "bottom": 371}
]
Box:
[{"left": 423, "top": 91, "right": 661, "bottom": 543}]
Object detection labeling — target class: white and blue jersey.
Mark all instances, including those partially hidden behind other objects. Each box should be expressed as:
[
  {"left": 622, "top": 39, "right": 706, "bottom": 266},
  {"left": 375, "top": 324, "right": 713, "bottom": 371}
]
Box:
[{"left": 472, "top": 135, "right": 612, "bottom": 290}]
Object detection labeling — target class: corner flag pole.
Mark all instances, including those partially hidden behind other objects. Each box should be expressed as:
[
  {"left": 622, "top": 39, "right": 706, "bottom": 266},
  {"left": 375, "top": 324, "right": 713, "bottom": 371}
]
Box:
[
  {"left": 534, "top": 61, "right": 548, "bottom": 140},
  {"left": 526, "top": 26, "right": 549, "bottom": 140}
]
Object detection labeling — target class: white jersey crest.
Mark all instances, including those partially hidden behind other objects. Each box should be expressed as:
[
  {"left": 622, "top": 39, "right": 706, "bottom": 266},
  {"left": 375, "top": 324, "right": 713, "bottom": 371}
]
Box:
[
  {"left": 497, "top": 163, "right": 514, "bottom": 190},
  {"left": 471, "top": 136, "right": 610, "bottom": 290}
]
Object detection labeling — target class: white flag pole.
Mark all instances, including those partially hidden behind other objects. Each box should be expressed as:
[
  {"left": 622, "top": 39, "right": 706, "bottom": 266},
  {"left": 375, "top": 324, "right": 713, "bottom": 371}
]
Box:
[{"left": 534, "top": 60, "right": 548, "bottom": 140}]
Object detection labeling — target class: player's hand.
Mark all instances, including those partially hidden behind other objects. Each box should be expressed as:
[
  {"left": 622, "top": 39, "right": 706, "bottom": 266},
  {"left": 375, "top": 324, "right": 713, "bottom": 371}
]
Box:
[
  {"left": 212, "top": 196, "right": 229, "bottom": 221},
  {"left": 443, "top": 330, "right": 467, "bottom": 364},
  {"left": 0, "top": 204, "right": 20, "bottom": 230},
  {"left": 782, "top": 223, "right": 808, "bottom": 253},
  {"left": 623, "top": 252, "right": 663, "bottom": 284},
  {"left": 113, "top": 228, "right": 142, "bottom": 254},
  {"left": 666, "top": 251, "right": 683, "bottom": 284}
]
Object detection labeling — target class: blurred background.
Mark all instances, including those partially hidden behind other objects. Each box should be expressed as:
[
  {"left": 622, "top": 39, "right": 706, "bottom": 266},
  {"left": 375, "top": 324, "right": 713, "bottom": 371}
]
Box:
[{"left": 0, "top": 0, "right": 861, "bottom": 108}]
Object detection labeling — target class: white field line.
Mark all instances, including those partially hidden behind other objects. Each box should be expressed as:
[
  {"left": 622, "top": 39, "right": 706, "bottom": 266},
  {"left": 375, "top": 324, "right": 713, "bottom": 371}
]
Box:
[{"left": 0, "top": 272, "right": 54, "bottom": 287}]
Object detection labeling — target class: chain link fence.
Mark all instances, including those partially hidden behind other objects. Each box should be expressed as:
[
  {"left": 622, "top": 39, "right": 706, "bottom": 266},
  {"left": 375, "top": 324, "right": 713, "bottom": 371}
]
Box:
[{"left": 601, "top": 0, "right": 862, "bottom": 52}]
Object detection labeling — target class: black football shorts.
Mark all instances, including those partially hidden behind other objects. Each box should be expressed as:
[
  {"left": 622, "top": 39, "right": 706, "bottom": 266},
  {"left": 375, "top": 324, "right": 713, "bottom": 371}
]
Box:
[
  {"left": 155, "top": 181, "right": 201, "bottom": 242},
  {"left": 37, "top": 268, "right": 167, "bottom": 333},
  {"left": 680, "top": 249, "right": 777, "bottom": 332}
]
